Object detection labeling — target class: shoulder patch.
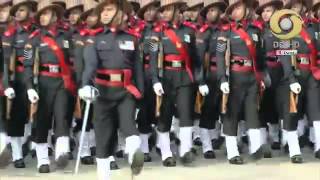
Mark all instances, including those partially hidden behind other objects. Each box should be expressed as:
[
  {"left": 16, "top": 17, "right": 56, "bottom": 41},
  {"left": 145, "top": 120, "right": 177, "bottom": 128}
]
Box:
[
  {"left": 183, "top": 21, "right": 198, "bottom": 31},
  {"left": 4, "top": 26, "right": 16, "bottom": 37},
  {"left": 126, "top": 28, "right": 141, "bottom": 38},
  {"left": 217, "top": 37, "right": 227, "bottom": 41},
  {"left": 221, "top": 24, "right": 230, "bottom": 31},
  {"left": 199, "top": 24, "right": 209, "bottom": 33}
]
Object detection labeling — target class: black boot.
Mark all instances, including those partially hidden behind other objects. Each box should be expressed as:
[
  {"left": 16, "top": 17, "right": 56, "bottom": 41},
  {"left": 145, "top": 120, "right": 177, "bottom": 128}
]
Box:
[
  {"left": 291, "top": 155, "right": 303, "bottom": 164},
  {"left": 181, "top": 151, "right": 194, "bottom": 166},
  {"left": 271, "top": 142, "right": 281, "bottom": 150},
  {"left": 251, "top": 147, "right": 264, "bottom": 160},
  {"left": 110, "top": 161, "right": 119, "bottom": 170},
  {"left": 81, "top": 156, "right": 94, "bottom": 165},
  {"left": 315, "top": 150, "right": 320, "bottom": 159},
  {"left": 193, "top": 138, "right": 202, "bottom": 146},
  {"left": 90, "top": 147, "right": 96, "bottom": 156},
  {"left": 130, "top": 150, "right": 144, "bottom": 176},
  {"left": 38, "top": 164, "right": 50, "bottom": 173},
  {"left": 56, "top": 153, "right": 69, "bottom": 169},
  {"left": 229, "top": 156, "right": 244, "bottom": 165},
  {"left": 212, "top": 137, "right": 224, "bottom": 150},
  {"left": 162, "top": 157, "right": 176, "bottom": 167},
  {"left": 203, "top": 151, "right": 216, "bottom": 159},
  {"left": 14, "top": 159, "right": 25, "bottom": 168},
  {"left": 144, "top": 153, "right": 152, "bottom": 162}
]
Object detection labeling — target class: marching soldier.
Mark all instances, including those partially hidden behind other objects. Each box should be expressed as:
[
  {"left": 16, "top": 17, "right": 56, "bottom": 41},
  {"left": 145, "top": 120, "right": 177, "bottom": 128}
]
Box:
[
  {"left": 286, "top": 0, "right": 320, "bottom": 161},
  {"left": 0, "top": 0, "right": 12, "bottom": 169},
  {"left": 23, "top": 0, "right": 76, "bottom": 173},
  {"left": 135, "top": 0, "right": 160, "bottom": 163},
  {"left": 2, "top": 0, "right": 37, "bottom": 168},
  {"left": 128, "top": 0, "right": 140, "bottom": 28},
  {"left": 256, "top": 0, "right": 301, "bottom": 160},
  {"left": 150, "top": 0, "right": 204, "bottom": 167},
  {"left": 216, "top": 0, "right": 267, "bottom": 164},
  {"left": 196, "top": 0, "right": 227, "bottom": 159},
  {"left": 78, "top": 0, "right": 145, "bottom": 179}
]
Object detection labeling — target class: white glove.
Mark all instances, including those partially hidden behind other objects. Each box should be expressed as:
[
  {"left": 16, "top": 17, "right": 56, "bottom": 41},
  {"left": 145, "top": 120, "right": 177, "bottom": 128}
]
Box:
[
  {"left": 290, "top": 82, "right": 301, "bottom": 94},
  {"left": 153, "top": 82, "right": 164, "bottom": 96},
  {"left": 220, "top": 82, "right": 230, "bottom": 94},
  {"left": 78, "top": 86, "right": 99, "bottom": 101},
  {"left": 4, "top": 88, "right": 15, "bottom": 99},
  {"left": 27, "top": 89, "right": 39, "bottom": 103},
  {"left": 198, "top": 85, "right": 209, "bottom": 96}
]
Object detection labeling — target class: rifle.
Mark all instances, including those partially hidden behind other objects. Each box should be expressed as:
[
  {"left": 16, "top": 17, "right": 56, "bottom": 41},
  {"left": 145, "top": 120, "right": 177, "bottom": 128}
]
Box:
[
  {"left": 29, "top": 47, "right": 39, "bottom": 122},
  {"left": 6, "top": 49, "right": 16, "bottom": 120},
  {"left": 221, "top": 38, "right": 230, "bottom": 114},
  {"left": 155, "top": 39, "right": 163, "bottom": 117}
]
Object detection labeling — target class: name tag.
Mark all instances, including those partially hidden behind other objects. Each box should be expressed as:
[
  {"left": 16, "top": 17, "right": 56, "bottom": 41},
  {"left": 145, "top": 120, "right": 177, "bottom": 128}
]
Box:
[
  {"left": 119, "top": 41, "right": 135, "bottom": 50},
  {"left": 252, "top": 34, "right": 258, "bottom": 42},
  {"left": 63, "top": 40, "right": 69, "bottom": 48},
  {"left": 40, "top": 43, "right": 48, "bottom": 47}
]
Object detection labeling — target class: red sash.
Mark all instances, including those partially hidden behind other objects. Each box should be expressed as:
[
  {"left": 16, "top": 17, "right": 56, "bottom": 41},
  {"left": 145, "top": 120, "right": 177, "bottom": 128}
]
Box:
[
  {"left": 231, "top": 26, "right": 262, "bottom": 83},
  {"left": 41, "top": 36, "right": 76, "bottom": 95},
  {"left": 163, "top": 29, "right": 194, "bottom": 82},
  {"left": 299, "top": 28, "right": 320, "bottom": 80}
]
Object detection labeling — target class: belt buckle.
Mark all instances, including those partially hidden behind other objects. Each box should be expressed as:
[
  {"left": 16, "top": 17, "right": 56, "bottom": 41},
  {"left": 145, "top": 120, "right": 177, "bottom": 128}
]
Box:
[
  {"left": 243, "top": 60, "right": 252, "bottom": 67},
  {"left": 299, "top": 57, "right": 309, "bottom": 65},
  {"left": 49, "top": 65, "right": 59, "bottom": 73},
  {"left": 110, "top": 74, "right": 122, "bottom": 82},
  {"left": 172, "top": 60, "right": 182, "bottom": 68}
]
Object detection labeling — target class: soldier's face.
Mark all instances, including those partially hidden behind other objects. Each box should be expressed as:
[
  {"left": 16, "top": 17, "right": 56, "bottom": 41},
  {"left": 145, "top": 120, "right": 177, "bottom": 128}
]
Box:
[
  {"left": 291, "top": 3, "right": 303, "bottom": 14},
  {"left": 206, "top": 6, "right": 220, "bottom": 23},
  {"left": 69, "top": 7, "right": 82, "bottom": 25},
  {"left": 261, "top": 6, "right": 275, "bottom": 22},
  {"left": 162, "top": 6, "right": 175, "bottom": 22},
  {"left": 231, "top": 3, "right": 246, "bottom": 21},
  {"left": 40, "top": 9, "right": 57, "bottom": 27},
  {"left": 100, "top": 4, "right": 117, "bottom": 25},
  {"left": 15, "top": 5, "right": 30, "bottom": 22},
  {"left": 189, "top": 7, "right": 200, "bottom": 21},
  {"left": 86, "top": 13, "right": 98, "bottom": 27},
  {"left": 144, "top": 5, "right": 157, "bottom": 22},
  {"left": 0, "top": 5, "right": 11, "bottom": 23}
]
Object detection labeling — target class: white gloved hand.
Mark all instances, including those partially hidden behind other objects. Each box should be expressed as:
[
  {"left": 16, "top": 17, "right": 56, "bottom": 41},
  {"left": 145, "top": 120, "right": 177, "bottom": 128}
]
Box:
[
  {"left": 4, "top": 88, "right": 15, "bottom": 99},
  {"left": 198, "top": 85, "right": 209, "bottom": 96},
  {"left": 78, "top": 86, "right": 99, "bottom": 101},
  {"left": 290, "top": 82, "right": 301, "bottom": 94},
  {"left": 220, "top": 82, "right": 230, "bottom": 94},
  {"left": 153, "top": 82, "right": 164, "bottom": 96},
  {"left": 27, "top": 89, "right": 39, "bottom": 103}
]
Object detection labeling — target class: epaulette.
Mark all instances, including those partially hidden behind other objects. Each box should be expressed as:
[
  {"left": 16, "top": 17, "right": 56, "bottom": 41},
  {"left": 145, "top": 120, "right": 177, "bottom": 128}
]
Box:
[
  {"left": 28, "top": 29, "right": 40, "bottom": 39},
  {"left": 126, "top": 28, "right": 141, "bottom": 38},
  {"left": 221, "top": 24, "right": 230, "bottom": 31},
  {"left": 89, "top": 27, "right": 104, "bottom": 36},
  {"left": 134, "top": 20, "right": 146, "bottom": 33},
  {"left": 183, "top": 21, "right": 198, "bottom": 31},
  {"left": 199, "top": 24, "right": 209, "bottom": 33},
  {"left": 251, "top": 20, "right": 264, "bottom": 31},
  {"left": 4, "top": 25, "right": 16, "bottom": 37}
]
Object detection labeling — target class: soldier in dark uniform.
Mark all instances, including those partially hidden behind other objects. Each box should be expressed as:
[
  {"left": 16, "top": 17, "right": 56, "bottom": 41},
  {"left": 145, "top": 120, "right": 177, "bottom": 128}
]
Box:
[
  {"left": 216, "top": 0, "right": 267, "bottom": 164},
  {"left": 23, "top": 0, "right": 76, "bottom": 173},
  {"left": 256, "top": 0, "right": 302, "bottom": 160},
  {"left": 2, "top": 0, "right": 37, "bottom": 168},
  {"left": 285, "top": 0, "right": 320, "bottom": 161},
  {"left": 0, "top": 0, "right": 12, "bottom": 169},
  {"left": 149, "top": 0, "right": 203, "bottom": 167},
  {"left": 135, "top": 0, "right": 160, "bottom": 163},
  {"left": 78, "top": 0, "right": 145, "bottom": 179},
  {"left": 311, "top": 0, "right": 320, "bottom": 158},
  {"left": 195, "top": 0, "right": 227, "bottom": 159}
]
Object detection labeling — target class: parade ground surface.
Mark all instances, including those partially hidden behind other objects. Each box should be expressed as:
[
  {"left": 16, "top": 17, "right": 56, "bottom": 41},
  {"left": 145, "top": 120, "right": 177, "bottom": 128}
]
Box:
[{"left": 0, "top": 146, "right": 320, "bottom": 180}]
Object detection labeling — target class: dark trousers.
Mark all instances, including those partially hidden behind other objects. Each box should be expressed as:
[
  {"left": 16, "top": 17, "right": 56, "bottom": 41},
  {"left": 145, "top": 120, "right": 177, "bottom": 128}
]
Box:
[
  {"left": 200, "top": 73, "right": 220, "bottom": 129},
  {"left": 73, "top": 102, "right": 94, "bottom": 133},
  {"left": 297, "top": 70, "right": 320, "bottom": 122},
  {"left": 223, "top": 72, "right": 260, "bottom": 136},
  {"left": 137, "top": 77, "right": 155, "bottom": 134},
  {"left": 7, "top": 73, "right": 28, "bottom": 137},
  {"left": 93, "top": 94, "right": 138, "bottom": 158},
  {"left": 0, "top": 96, "right": 5, "bottom": 132},
  {"left": 33, "top": 76, "right": 71, "bottom": 143},
  {"left": 158, "top": 81, "right": 193, "bottom": 132}
]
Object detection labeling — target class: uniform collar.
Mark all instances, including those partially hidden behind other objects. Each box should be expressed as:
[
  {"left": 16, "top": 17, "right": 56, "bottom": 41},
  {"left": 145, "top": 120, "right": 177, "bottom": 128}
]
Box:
[{"left": 17, "top": 19, "right": 33, "bottom": 33}]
